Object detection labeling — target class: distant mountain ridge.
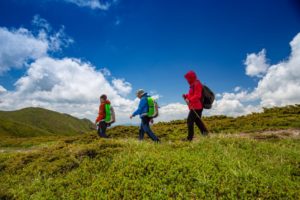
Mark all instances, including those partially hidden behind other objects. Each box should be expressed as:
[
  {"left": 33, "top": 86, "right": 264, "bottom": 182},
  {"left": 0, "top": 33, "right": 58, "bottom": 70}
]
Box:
[{"left": 0, "top": 107, "right": 94, "bottom": 137}]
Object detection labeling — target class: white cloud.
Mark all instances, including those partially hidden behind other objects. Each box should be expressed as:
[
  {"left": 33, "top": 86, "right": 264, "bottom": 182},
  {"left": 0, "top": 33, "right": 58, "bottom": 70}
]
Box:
[
  {"left": 207, "top": 91, "right": 260, "bottom": 116},
  {"left": 207, "top": 33, "right": 300, "bottom": 116},
  {"left": 100, "top": 68, "right": 111, "bottom": 76},
  {"left": 112, "top": 78, "right": 132, "bottom": 96},
  {"left": 63, "top": 0, "right": 115, "bottom": 10},
  {"left": 245, "top": 49, "right": 269, "bottom": 77},
  {"left": 157, "top": 103, "right": 188, "bottom": 122},
  {"left": 0, "top": 15, "right": 72, "bottom": 74},
  {"left": 253, "top": 34, "right": 300, "bottom": 107},
  {"left": 234, "top": 86, "right": 241, "bottom": 92},
  {"left": 32, "top": 14, "right": 52, "bottom": 32},
  {"left": 1, "top": 16, "right": 299, "bottom": 125},
  {"left": 0, "top": 85, "right": 6, "bottom": 93},
  {"left": 0, "top": 56, "right": 138, "bottom": 124},
  {"left": 0, "top": 27, "right": 48, "bottom": 74},
  {"left": 0, "top": 54, "right": 187, "bottom": 124}
]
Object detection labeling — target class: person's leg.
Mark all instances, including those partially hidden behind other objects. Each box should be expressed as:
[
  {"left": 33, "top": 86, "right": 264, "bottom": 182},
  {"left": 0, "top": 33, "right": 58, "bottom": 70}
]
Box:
[
  {"left": 97, "top": 123, "right": 101, "bottom": 137},
  {"left": 141, "top": 116, "right": 159, "bottom": 142},
  {"left": 194, "top": 109, "right": 208, "bottom": 135},
  {"left": 139, "top": 123, "right": 145, "bottom": 140},
  {"left": 98, "top": 121, "right": 108, "bottom": 138},
  {"left": 187, "top": 110, "right": 196, "bottom": 140}
]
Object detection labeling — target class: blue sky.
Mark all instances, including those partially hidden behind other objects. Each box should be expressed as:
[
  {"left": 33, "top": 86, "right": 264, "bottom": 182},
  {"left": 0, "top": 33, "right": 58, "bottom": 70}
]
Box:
[{"left": 0, "top": 0, "right": 300, "bottom": 122}]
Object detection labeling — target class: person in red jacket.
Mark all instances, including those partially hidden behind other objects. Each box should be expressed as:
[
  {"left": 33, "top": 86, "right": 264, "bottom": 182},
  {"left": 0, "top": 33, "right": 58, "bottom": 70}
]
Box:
[
  {"left": 183, "top": 70, "right": 208, "bottom": 141},
  {"left": 95, "top": 94, "right": 110, "bottom": 138}
]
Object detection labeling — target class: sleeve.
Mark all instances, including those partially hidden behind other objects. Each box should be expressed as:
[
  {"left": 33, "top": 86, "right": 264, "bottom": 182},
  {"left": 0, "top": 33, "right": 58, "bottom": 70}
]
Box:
[
  {"left": 132, "top": 98, "right": 147, "bottom": 117},
  {"left": 96, "top": 104, "right": 105, "bottom": 122}
]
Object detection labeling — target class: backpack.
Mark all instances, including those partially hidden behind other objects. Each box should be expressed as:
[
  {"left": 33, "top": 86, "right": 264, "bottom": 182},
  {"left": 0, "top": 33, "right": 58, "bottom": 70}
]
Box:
[
  {"left": 147, "top": 97, "right": 159, "bottom": 118},
  {"left": 104, "top": 104, "right": 116, "bottom": 124},
  {"left": 202, "top": 85, "right": 215, "bottom": 109}
]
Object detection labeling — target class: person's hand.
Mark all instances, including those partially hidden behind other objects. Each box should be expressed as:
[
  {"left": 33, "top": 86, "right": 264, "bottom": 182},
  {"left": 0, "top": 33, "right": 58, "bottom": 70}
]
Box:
[
  {"left": 150, "top": 119, "right": 154, "bottom": 124},
  {"left": 185, "top": 99, "right": 190, "bottom": 105},
  {"left": 182, "top": 94, "right": 187, "bottom": 99}
]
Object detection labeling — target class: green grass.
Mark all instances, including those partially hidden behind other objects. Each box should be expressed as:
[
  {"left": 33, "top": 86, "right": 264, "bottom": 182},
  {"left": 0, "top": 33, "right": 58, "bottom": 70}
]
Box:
[
  {"left": 154, "top": 104, "right": 300, "bottom": 138},
  {"left": 0, "top": 104, "right": 300, "bottom": 199},
  {"left": 0, "top": 135, "right": 299, "bottom": 199},
  {"left": 0, "top": 107, "right": 94, "bottom": 137}
]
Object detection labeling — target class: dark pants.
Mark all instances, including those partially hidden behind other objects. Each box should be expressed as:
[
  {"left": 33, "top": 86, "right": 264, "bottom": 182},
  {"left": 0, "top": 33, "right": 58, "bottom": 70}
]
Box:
[
  {"left": 97, "top": 121, "right": 108, "bottom": 138},
  {"left": 139, "top": 116, "right": 159, "bottom": 142},
  {"left": 187, "top": 109, "right": 208, "bottom": 140}
]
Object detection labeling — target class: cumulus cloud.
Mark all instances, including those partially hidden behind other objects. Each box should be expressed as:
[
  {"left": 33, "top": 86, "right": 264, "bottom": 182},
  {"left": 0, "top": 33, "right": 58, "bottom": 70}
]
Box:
[
  {"left": 0, "top": 85, "right": 6, "bottom": 93},
  {"left": 0, "top": 15, "right": 72, "bottom": 74},
  {"left": 0, "top": 56, "right": 138, "bottom": 124},
  {"left": 0, "top": 16, "right": 140, "bottom": 124},
  {"left": 112, "top": 79, "right": 132, "bottom": 96},
  {"left": 0, "top": 27, "right": 48, "bottom": 74},
  {"left": 253, "top": 34, "right": 300, "bottom": 107},
  {"left": 157, "top": 103, "right": 188, "bottom": 122},
  {"left": 207, "top": 33, "right": 300, "bottom": 116},
  {"left": 245, "top": 49, "right": 270, "bottom": 77},
  {"left": 207, "top": 90, "right": 260, "bottom": 116},
  {"left": 1, "top": 16, "right": 299, "bottom": 125},
  {"left": 63, "top": 0, "right": 116, "bottom": 10}
]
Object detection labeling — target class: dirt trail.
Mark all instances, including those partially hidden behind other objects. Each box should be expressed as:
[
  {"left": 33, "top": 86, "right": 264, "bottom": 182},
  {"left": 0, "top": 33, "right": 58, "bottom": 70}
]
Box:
[{"left": 212, "top": 129, "right": 300, "bottom": 140}]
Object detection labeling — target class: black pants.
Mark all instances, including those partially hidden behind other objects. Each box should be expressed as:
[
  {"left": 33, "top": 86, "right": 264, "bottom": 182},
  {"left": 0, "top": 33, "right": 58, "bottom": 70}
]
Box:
[
  {"left": 187, "top": 109, "right": 208, "bottom": 140},
  {"left": 139, "top": 116, "right": 159, "bottom": 142},
  {"left": 97, "top": 121, "right": 108, "bottom": 138}
]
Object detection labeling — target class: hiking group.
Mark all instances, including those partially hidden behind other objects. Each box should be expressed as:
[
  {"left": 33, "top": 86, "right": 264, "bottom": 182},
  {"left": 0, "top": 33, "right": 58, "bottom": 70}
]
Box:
[{"left": 95, "top": 70, "right": 214, "bottom": 142}]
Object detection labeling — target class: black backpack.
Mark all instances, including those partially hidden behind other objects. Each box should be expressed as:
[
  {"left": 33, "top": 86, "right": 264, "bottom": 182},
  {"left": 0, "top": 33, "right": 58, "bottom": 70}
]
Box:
[{"left": 202, "top": 85, "right": 215, "bottom": 109}]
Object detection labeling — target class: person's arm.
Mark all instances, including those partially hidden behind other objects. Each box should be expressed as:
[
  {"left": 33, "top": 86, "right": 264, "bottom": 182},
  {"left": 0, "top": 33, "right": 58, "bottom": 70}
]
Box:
[{"left": 132, "top": 98, "right": 147, "bottom": 117}]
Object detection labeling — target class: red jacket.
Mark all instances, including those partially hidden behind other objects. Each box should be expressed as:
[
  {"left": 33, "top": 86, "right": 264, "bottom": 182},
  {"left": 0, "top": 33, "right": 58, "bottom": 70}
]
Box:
[
  {"left": 184, "top": 71, "right": 203, "bottom": 110},
  {"left": 96, "top": 100, "right": 111, "bottom": 123}
]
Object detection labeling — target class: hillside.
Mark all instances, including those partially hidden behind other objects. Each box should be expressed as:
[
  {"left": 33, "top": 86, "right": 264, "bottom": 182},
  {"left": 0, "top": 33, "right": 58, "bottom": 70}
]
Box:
[
  {"left": 0, "top": 132, "right": 299, "bottom": 199},
  {"left": 0, "top": 105, "right": 299, "bottom": 199},
  {"left": 107, "top": 104, "right": 300, "bottom": 141},
  {"left": 0, "top": 107, "right": 94, "bottom": 137}
]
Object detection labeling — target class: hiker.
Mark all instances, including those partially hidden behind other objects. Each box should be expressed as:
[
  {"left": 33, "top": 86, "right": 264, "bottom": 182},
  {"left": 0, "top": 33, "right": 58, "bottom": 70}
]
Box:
[
  {"left": 183, "top": 70, "right": 208, "bottom": 141},
  {"left": 95, "top": 94, "right": 115, "bottom": 138},
  {"left": 130, "top": 89, "right": 160, "bottom": 142}
]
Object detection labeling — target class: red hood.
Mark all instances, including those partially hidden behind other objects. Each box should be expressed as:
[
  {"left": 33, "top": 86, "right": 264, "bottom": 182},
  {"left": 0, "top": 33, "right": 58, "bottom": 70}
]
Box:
[{"left": 184, "top": 70, "right": 197, "bottom": 85}]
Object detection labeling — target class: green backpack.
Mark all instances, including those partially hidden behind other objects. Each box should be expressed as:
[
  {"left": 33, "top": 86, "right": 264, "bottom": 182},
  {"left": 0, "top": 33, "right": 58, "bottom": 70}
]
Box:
[
  {"left": 147, "top": 97, "right": 159, "bottom": 118},
  {"left": 104, "top": 104, "right": 116, "bottom": 124}
]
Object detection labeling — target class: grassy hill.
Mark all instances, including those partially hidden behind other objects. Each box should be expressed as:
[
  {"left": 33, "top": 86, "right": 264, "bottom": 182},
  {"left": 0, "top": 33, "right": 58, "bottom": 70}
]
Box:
[
  {"left": 0, "top": 105, "right": 299, "bottom": 199},
  {"left": 0, "top": 107, "right": 94, "bottom": 137},
  {"left": 108, "top": 104, "right": 300, "bottom": 141}
]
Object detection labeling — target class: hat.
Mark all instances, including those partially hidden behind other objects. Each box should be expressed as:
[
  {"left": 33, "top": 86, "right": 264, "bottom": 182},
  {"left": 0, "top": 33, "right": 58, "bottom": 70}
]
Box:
[{"left": 136, "top": 89, "right": 145, "bottom": 96}]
